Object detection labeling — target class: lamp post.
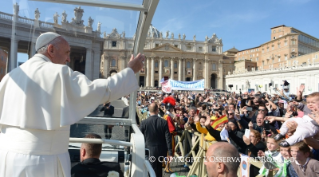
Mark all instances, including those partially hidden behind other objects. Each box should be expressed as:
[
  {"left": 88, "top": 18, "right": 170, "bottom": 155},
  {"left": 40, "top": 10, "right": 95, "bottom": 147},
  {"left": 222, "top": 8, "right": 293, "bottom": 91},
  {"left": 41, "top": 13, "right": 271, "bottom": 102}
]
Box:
[{"left": 239, "top": 89, "right": 242, "bottom": 96}]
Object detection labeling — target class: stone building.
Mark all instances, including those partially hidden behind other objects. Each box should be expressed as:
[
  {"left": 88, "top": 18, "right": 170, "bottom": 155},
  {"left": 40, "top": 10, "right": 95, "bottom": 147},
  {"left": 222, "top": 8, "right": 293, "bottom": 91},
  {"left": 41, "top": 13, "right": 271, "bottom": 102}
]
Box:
[
  {"left": 0, "top": 4, "right": 103, "bottom": 80},
  {"left": 226, "top": 51, "right": 319, "bottom": 94},
  {"left": 234, "top": 25, "right": 319, "bottom": 71},
  {"left": 101, "top": 25, "right": 235, "bottom": 89},
  {"left": 0, "top": 48, "right": 8, "bottom": 80}
]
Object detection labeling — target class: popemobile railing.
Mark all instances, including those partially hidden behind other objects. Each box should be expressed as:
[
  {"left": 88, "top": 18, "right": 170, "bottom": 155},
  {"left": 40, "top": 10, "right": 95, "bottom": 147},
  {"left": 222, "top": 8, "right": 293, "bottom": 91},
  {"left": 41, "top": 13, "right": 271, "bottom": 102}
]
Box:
[{"left": 69, "top": 137, "right": 155, "bottom": 177}]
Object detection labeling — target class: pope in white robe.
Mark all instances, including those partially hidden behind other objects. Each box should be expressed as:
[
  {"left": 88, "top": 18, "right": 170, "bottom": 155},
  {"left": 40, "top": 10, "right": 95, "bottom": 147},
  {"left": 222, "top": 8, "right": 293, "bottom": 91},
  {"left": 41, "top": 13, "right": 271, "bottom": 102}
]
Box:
[{"left": 0, "top": 32, "right": 143, "bottom": 177}]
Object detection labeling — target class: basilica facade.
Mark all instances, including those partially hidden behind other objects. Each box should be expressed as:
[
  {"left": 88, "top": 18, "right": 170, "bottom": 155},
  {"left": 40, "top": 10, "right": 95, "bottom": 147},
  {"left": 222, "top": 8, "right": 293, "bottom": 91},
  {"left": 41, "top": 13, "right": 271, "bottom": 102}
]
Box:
[{"left": 101, "top": 25, "right": 235, "bottom": 89}]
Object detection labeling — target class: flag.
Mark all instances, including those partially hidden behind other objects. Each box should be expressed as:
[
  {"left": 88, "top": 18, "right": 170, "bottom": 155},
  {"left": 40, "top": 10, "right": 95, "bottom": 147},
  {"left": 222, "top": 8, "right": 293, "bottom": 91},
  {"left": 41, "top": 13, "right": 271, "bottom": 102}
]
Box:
[
  {"left": 211, "top": 115, "right": 228, "bottom": 129},
  {"left": 161, "top": 80, "right": 172, "bottom": 93}
]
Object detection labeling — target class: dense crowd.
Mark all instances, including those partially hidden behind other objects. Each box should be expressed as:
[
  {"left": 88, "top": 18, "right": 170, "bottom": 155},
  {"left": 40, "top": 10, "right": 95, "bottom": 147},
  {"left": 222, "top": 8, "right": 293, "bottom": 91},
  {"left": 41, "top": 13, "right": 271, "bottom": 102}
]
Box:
[{"left": 137, "top": 82, "right": 319, "bottom": 177}]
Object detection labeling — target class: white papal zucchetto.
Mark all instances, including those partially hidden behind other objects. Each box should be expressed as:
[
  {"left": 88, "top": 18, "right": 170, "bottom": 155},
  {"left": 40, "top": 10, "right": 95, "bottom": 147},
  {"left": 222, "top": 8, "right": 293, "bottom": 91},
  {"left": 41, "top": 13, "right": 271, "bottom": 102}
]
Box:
[{"left": 35, "top": 32, "right": 61, "bottom": 51}]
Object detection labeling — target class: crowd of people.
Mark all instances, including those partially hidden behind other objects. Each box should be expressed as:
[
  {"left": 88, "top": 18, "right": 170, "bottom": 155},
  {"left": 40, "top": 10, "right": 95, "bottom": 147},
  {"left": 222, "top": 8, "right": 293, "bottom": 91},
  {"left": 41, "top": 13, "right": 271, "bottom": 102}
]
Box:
[{"left": 137, "top": 83, "right": 319, "bottom": 177}]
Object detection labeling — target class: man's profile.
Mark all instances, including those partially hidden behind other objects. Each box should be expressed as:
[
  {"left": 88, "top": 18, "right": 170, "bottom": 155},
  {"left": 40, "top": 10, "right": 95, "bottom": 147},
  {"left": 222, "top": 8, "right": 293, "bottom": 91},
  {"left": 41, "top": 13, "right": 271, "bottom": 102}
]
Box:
[
  {"left": 71, "top": 133, "right": 124, "bottom": 177},
  {"left": 0, "top": 32, "right": 144, "bottom": 176},
  {"left": 204, "top": 142, "right": 240, "bottom": 177}
]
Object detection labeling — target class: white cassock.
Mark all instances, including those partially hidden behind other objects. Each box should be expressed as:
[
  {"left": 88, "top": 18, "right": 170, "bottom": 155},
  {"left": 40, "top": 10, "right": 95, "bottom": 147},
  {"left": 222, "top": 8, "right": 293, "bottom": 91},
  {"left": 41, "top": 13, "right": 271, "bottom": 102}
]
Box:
[{"left": 0, "top": 54, "right": 139, "bottom": 177}]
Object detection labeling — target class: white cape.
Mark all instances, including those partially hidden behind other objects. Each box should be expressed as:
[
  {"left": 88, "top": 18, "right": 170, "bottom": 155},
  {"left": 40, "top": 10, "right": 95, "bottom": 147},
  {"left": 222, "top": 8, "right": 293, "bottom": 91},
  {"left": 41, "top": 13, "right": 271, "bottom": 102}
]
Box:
[{"left": 0, "top": 54, "right": 139, "bottom": 177}]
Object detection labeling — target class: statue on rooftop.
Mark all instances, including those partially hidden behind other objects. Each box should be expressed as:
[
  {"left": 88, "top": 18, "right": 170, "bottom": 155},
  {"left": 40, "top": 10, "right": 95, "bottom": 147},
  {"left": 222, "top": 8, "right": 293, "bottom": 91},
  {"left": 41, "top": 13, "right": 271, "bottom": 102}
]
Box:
[
  {"left": 34, "top": 8, "right": 40, "bottom": 20},
  {"left": 53, "top": 12, "right": 59, "bottom": 24},
  {"left": 88, "top": 16, "right": 93, "bottom": 28},
  {"left": 62, "top": 10, "right": 67, "bottom": 23}
]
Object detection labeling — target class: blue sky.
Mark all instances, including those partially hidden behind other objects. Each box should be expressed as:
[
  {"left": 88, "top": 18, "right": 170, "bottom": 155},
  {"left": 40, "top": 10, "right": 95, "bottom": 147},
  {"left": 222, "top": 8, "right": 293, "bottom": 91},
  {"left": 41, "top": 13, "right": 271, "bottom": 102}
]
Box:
[{"left": 2, "top": 0, "right": 319, "bottom": 62}]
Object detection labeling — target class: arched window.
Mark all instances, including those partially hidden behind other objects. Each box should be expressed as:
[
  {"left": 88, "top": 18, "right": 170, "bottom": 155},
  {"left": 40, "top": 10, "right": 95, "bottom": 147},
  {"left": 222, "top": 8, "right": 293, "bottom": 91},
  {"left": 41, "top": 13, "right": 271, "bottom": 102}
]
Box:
[
  {"left": 164, "top": 60, "right": 169, "bottom": 67},
  {"left": 212, "top": 63, "right": 216, "bottom": 71},
  {"left": 155, "top": 61, "right": 158, "bottom": 68},
  {"left": 111, "top": 59, "right": 116, "bottom": 67},
  {"left": 187, "top": 61, "right": 191, "bottom": 68}
]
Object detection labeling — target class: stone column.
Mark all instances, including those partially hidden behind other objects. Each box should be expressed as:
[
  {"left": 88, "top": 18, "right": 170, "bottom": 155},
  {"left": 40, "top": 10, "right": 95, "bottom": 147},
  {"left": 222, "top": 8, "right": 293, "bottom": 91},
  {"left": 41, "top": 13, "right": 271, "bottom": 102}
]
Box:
[
  {"left": 85, "top": 48, "right": 92, "bottom": 80},
  {"left": 193, "top": 59, "right": 197, "bottom": 81},
  {"left": 146, "top": 58, "right": 150, "bottom": 86},
  {"left": 10, "top": 39, "right": 18, "bottom": 71},
  {"left": 205, "top": 60, "right": 209, "bottom": 88},
  {"left": 93, "top": 49, "right": 101, "bottom": 79},
  {"left": 151, "top": 57, "right": 154, "bottom": 87},
  {"left": 9, "top": 3, "right": 19, "bottom": 71},
  {"left": 218, "top": 61, "right": 224, "bottom": 89},
  {"left": 121, "top": 56, "right": 126, "bottom": 71},
  {"left": 182, "top": 59, "right": 185, "bottom": 81},
  {"left": 178, "top": 59, "right": 182, "bottom": 81},
  {"left": 103, "top": 55, "right": 109, "bottom": 78},
  {"left": 158, "top": 57, "right": 163, "bottom": 87},
  {"left": 170, "top": 58, "right": 174, "bottom": 79},
  {"left": 29, "top": 41, "right": 36, "bottom": 58}
]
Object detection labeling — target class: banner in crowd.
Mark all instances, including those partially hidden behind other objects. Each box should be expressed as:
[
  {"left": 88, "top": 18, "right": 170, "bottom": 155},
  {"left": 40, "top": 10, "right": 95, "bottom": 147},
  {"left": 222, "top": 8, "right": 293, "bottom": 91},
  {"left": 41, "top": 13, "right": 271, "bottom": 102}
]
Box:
[
  {"left": 211, "top": 115, "right": 228, "bottom": 129},
  {"left": 161, "top": 79, "right": 204, "bottom": 92},
  {"left": 239, "top": 154, "right": 250, "bottom": 177},
  {"left": 171, "top": 79, "right": 204, "bottom": 91}
]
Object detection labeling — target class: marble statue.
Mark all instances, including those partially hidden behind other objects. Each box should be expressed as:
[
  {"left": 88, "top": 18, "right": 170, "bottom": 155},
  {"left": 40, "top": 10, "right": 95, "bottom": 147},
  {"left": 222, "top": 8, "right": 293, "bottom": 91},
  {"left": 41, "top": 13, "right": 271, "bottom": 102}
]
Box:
[
  {"left": 97, "top": 22, "right": 101, "bottom": 32},
  {"left": 160, "top": 32, "right": 163, "bottom": 39},
  {"left": 103, "top": 32, "right": 107, "bottom": 38},
  {"left": 183, "top": 34, "right": 186, "bottom": 40},
  {"left": 166, "top": 31, "right": 169, "bottom": 39},
  {"left": 13, "top": 3, "right": 19, "bottom": 16},
  {"left": 88, "top": 16, "right": 93, "bottom": 28},
  {"left": 62, "top": 10, "right": 67, "bottom": 23},
  {"left": 205, "top": 36, "right": 208, "bottom": 41},
  {"left": 72, "top": 6, "right": 84, "bottom": 26},
  {"left": 35, "top": 8, "right": 40, "bottom": 20},
  {"left": 193, "top": 35, "right": 196, "bottom": 41},
  {"left": 53, "top": 12, "right": 59, "bottom": 24},
  {"left": 178, "top": 33, "right": 181, "bottom": 40},
  {"left": 122, "top": 31, "right": 125, "bottom": 38},
  {"left": 308, "top": 58, "right": 311, "bottom": 65},
  {"left": 171, "top": 32, "right": 174, "bottom": 39},
  {"left": 148, "top": 31, "right": 151, "bottom": 37}
]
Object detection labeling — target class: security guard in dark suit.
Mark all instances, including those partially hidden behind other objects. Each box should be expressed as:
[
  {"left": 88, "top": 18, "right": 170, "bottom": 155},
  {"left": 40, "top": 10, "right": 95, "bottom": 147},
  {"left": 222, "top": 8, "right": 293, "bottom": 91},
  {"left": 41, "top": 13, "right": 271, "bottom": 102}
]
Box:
[
  {"left": 140, "top": 103, "right": 172, "bottom": 177},
  {"left": 71, "top": 133, "right": 124, "bottom": 177}
]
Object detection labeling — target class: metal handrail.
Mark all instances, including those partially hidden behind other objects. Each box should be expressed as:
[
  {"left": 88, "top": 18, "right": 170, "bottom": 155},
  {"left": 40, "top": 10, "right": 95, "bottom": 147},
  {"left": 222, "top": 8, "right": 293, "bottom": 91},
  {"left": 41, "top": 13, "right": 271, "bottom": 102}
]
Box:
[
  {"left": 144, "top": 160, "right": 156, "bottom": 177},
  {"left": 69, "top": 138, "right": 132, "bottom": 147}
]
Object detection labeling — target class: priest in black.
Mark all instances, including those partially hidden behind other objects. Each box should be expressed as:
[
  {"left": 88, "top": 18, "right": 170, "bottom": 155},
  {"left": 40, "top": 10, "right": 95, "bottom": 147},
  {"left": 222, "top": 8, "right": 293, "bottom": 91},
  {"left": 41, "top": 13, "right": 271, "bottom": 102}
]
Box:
[{"left": 140, "top": 103, "right": 173, "bottom": 177}]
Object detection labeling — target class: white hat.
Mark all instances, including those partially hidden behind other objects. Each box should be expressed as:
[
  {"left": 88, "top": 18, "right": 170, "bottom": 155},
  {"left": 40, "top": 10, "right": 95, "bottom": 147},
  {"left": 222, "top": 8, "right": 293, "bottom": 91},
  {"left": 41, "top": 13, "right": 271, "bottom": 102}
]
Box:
[
  {"left": 283, "top": 86, "right": 289, "bottom": 89},
  {"left": 35, "top": 32, "right": 61, "bottom": 51}
]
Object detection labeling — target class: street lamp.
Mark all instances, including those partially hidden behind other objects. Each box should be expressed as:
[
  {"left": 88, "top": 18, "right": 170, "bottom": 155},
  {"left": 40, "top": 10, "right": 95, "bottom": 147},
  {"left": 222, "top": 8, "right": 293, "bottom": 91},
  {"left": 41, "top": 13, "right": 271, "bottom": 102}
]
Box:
[
  {"left": 228, "top": 84, "right": 233, "bottom": 91},
  {"left": 239, "top": 89, "right": 242, "bottom": 96}
]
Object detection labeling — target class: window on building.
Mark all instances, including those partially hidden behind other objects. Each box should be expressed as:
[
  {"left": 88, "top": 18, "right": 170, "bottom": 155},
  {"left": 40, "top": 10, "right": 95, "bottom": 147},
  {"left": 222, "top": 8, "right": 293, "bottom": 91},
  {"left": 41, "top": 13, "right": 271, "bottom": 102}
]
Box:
[
  {"left": 174, "top": 62, "right": 177, "bottom": 68},
  {"left": 212, "top": 64, "right": 216, "bottom": 70},
  {"left": 272, "top": 46, "right": 274, "bottom": 50},
  {"left": 236, "top": 85, "right": 238, "bottom": 90},
  {"left": 198, "top": 46, "right": 202, "bottom": 51},
  {"left": 256, "top": 57, "right": 259, "bottom": 61},
  {"left": 267, "top": 48, "right": 269, "bottom": 52},
  {"left": 285, "top": 41, "right": 287, "bottom": 46},
  {"left": 212, "top": 46, "right": 216, "bottom": 52},
  {"left": 273, "top": 30, "right": 276, "bottom": 33},
  {"left": 278, "top": 44, "right": 280, "bottom": 48},
  {"left": 155, "top": 61, "right": 158, "bottom": 68},
  {"left": 265, "top": 84, "right": 267, "bottom": 91},
  {"left": 128, "top": 44, "right": 133, "bottom": 48},
  {"left": 111, "top": 59, "right": 116, "bottom": 67},
  {"left": 262, "top": 61, "right": 265, "bottom": 66},
  {"left": 187, "top": 61, "right": 191, "bottom": 68},
  {"left": 155, "top": 44, "right": 159, "bottom": 47},
  {"left": 187, "top": 46, "right": 192, "bottom": 50},
  {"left": 164, "top": 60, "right": 169, "bottom": 67},
  {"left": 174, "top": 72, "right": 177, "bottom": 74},
  {"left": 112, "top": 41, "right": 117, "bottom": 47},
  {"left": 292, "top": 40, "right": 296, "bottom": 45},
  {"left": 285, "top": 55, "right": 288, "bottom": 60},
  {"left": 278, "top": 57, "right": 281, "bottom": 62}
]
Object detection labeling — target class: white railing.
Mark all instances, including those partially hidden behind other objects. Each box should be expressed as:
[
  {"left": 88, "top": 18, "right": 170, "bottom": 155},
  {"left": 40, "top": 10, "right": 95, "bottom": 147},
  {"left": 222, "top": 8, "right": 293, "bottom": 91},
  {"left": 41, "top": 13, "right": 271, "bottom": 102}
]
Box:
[
  {"left": 18, "top": 16, "right": 34, "bottom": 25},
  {"left": 0, "top": 12, "right": 13, "bottom": 21},
  {"left": 40, "top": 21, "right": 54, "bottom": 28}
]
